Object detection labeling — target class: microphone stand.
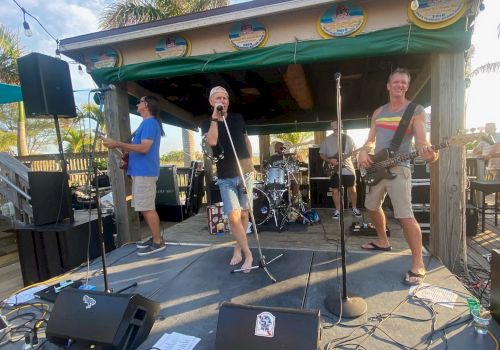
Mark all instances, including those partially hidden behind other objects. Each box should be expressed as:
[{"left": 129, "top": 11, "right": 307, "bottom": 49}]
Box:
[
  {"left": 324, "top": 73, "right": 367, "bottom": 318},
  {"left": 217, "top": 107, "right": 283, "bottom": 282}
]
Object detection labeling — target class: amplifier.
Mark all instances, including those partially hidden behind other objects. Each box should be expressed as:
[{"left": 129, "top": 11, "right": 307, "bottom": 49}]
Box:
[
  {"left": 411, "top": 180, "right": 430, "bottom": 205},
  {"left": 412, "top": 204, "right": 430, "bottom": 234}
]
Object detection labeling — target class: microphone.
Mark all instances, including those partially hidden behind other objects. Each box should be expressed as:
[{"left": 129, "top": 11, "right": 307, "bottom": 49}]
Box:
[
  {"left": 216, "top": 105, "right": 224, "bottom": 115},
  {"left": 90, "top": 85, "right": 115, "bottom": 93},
  {"left": 334, "top": 72, "right": 341, "bottom": 81}
]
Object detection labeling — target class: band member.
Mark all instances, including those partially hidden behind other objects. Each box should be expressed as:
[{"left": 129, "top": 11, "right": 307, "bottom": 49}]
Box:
[
  {"left": 473, "top": 122, "right": 500, "bottom": 181},
  {"left": 103, "top": 96, "right": 165, "bottom": 256},
  {"left": 201, "top": 86, "right": 254, "bottom": 273},
  {"left": 357, "top": 68, "right": 438, "bottom": 286},
  {"left": 264, "top": 141, "right": 300, "bottom": 198},
  {"left": 319, "top": 121, "right": 361, "bottom": 219}
]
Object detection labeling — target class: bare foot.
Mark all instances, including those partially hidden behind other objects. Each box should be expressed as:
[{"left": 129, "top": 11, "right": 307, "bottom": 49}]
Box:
[
  {"left": 241, "top": 256, "right": 253, "bottom": 273},
  {"left": 230, "top": 253, "right": 242, "bottom": 266}
]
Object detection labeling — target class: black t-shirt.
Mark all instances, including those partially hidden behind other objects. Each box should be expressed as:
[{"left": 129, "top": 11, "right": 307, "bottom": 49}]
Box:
[{"left": 201, "top": 113, "right": 254, "bottom": 179}]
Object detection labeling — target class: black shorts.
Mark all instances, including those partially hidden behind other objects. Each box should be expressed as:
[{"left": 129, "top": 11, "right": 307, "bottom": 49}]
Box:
[{"left": 330, "top": 174, "right": 356, "bottom": 189}]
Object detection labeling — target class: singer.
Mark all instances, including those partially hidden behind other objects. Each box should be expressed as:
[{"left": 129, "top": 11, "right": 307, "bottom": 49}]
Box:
[
  {"left": 201, "top": 86, "right": 254, "bottom": 273},
  {"left": 102, "top": 96, "right": 166, "bottom": 256},
  {"left": 357, "top": 68, "right": 438, "bottom": 286}
]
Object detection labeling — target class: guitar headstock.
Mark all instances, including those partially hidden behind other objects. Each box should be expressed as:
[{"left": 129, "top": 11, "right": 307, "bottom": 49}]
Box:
[{"left": 445, "top": 132, "right": 486, "bottom": 147}]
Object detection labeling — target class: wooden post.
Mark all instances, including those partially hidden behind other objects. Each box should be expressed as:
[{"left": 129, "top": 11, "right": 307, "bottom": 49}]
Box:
[
  {"left": 429, "top": 53, "right": 466, "bottom": 271},
  {"left": 104, "top": 83, "right": 140, "bottom": 245},
  {"left": 259, "top": 134, "right": 270, "bottom": 168},
  {"left": 314, "top": 131, "right": 326, "bottom": 145}
]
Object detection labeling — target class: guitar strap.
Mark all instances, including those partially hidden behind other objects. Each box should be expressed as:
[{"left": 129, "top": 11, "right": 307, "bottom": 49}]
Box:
[{"left": 389, "top": 102, "right": 417, "bottom": 153}]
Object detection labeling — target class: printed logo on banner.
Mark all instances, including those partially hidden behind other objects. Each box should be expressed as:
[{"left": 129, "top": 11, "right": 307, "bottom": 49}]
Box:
[{"left": 254, "top": 311, "right": 276, "bottom": 337}]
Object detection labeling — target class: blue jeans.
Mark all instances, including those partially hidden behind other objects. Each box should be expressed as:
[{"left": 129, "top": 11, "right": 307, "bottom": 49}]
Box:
[{"left": 217, "top": 173, "right": 254, "bottom": 213}]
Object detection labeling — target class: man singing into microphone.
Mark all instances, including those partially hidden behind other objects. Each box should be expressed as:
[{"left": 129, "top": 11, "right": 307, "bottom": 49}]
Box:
[{"left": 201, "top": 86, "right": 254, "bottom": 273}]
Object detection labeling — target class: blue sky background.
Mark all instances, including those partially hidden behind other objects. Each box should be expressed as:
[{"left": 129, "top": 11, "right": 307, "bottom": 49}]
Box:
[{"left": 2, "top": 0, "right": 499, "bottom": 154}]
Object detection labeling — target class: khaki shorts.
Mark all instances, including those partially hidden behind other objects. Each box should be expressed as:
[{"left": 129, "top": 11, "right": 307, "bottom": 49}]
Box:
[
  {"left": 131, "top": 176, "right": 158, "bottom": 212},
  {"left": 364, "top": 166, "right": 414, "bottom": 219}
]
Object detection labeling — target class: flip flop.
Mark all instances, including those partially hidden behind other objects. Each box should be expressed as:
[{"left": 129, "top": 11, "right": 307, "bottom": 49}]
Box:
[
  {"left": 361, "top": 242, "right": 392, "bottom": 251},
  {"left": 403, "top": 270, "right": 426, "bottom": 286}
]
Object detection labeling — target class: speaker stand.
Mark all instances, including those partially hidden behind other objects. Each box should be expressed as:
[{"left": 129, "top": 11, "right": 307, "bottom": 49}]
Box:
[{"left": 53, "top": 115, "right": 74, "bottom": 223}]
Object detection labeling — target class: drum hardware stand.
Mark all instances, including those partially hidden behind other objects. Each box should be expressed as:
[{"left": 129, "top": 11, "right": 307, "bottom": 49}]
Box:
[
  {"left": 324, "top": 72, "right": 367, "bottom": 318},
  {"left": 216, "top": 108, "right": 283, "bottom": 282}
]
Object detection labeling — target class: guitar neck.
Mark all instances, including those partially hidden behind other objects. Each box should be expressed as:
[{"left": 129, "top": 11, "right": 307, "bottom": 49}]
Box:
[{"left": 376, "top": 142, "right": 448, "bottom": 169}]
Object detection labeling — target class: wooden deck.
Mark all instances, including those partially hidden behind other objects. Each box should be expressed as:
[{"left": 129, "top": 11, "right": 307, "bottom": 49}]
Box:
[{"left": 1, "top": 204, "right": 499, "bottom": 305}]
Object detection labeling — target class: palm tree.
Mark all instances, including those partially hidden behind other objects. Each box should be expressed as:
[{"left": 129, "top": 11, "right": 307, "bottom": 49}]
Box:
[
  {"left": 99, "top": 0, "right": 229, "bottom": 29},
  {"left": 468, "top": 23, "right": 500, "bottom": 78},
  {"left": 63, "top": 129, "right": 92, "bottom": 153},
  {"left": 0, "top": 25, "right": 28, "bottom": 156}
]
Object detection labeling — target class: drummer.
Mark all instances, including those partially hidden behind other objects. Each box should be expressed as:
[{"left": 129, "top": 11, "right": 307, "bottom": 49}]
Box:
[{"left": 264, "top": 141, "right": 300, "bottom": 199}]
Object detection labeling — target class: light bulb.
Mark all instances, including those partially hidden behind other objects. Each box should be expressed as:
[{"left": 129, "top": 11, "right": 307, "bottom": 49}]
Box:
[
  {"left": 55, "top": 48, "right": 61, "bottom": 59},
  {"left": 411, "top": 0, "right": 419, "bottom": 11},
  {"left": 22, "top": 21, "right": 32, "bottom": 37}
]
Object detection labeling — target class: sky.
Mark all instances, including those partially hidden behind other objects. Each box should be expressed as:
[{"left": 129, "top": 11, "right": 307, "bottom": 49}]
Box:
[{"left": 2, "top": 0, "right": 499, "bottom": 154}]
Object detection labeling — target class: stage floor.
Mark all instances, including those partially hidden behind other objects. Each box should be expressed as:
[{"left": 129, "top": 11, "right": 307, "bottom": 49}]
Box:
[{"left": 6, "top": 241, "right": 500, "bottom": 349}]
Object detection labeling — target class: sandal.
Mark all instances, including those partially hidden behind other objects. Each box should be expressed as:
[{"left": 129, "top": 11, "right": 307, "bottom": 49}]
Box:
[
  {"left": 403, "top": 270, "right": 426, "bottom": 286},
  {"left": 361, "top": 242, "right": 392, "bottom": 251}
]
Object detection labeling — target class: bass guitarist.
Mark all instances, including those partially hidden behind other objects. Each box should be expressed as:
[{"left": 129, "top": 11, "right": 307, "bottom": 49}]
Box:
[
  {"left": 357, "top": 68, "right": 438, "bottom": 286},
  {"left": 319, "top": 120, "right": 361, "bottom": 219}
]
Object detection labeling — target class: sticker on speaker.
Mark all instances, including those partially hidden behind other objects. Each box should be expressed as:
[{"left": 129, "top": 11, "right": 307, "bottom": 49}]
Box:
[
  {"left": 254, "top": 311, "right": 275, "bottom": 337},
  {"left": 83, "top": 295, "right": 96, "bottom": 309}
]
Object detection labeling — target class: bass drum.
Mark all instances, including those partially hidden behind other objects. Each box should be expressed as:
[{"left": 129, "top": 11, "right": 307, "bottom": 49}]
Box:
[{"left": 252, "top": 186, "right": 271, "bottom": 225}]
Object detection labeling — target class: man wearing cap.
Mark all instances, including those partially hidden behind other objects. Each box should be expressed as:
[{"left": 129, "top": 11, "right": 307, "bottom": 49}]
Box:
[{"left": 202, "top": 86, "right": 254, "bottom": 272}]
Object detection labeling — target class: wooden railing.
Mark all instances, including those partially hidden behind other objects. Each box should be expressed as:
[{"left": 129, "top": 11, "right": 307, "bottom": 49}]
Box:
[{"left": 17, "top": 153, "right": 109, "bottom": 187}]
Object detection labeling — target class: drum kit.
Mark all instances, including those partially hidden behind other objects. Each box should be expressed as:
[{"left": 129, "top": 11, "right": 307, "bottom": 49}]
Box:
[{"left": 253, "top": 153, "right": 312, "bottom": 231}]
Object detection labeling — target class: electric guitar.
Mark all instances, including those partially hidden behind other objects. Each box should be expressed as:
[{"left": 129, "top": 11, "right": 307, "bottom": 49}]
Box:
[
  {"left": 360, "top": 133, "right": 484, "bottom": 186},
  {"left": 322, "top": 148, "right": 362, "bottom": 176}
]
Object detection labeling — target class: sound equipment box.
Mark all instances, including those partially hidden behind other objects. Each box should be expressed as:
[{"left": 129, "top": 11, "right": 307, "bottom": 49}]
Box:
[
  {"left": 215, "top": 302, "right": 321, "bottom": 350},
  {"left": 310, "top": 178, "right": 331, "bottom": 208},
  {"left": 465, "top": 204, "right": 478, "bottom": 237},
  {"left": 46, "top": 289, "right": 160, "bottom": 350},
  {"left": 28, "top": 171, "right": 73, "bottom": 226},
  {"left": 156, "top": 166, "right": 180, "bottom": 205},
  {"left": 411, "top": 179, "right": 430, "bottom": 205},
  {"left": 491, "top": 249, "right": 500, "bottom": 323},
  {"left": 308, "top": 147, "right": 325, "bottom": 178},
  {"left": 17, "top": 52, "right": 76, "bottom": 118}
]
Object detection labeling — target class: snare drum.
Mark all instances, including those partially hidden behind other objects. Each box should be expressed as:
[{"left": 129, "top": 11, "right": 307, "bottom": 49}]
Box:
[{"left": 265, "top": 166, "right": 286, "bottom": 189}]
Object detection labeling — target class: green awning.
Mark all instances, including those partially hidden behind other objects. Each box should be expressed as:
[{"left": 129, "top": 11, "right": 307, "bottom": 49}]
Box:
[
  {"left": 90, "top": 19, "right": 470, "bottom": 85},
  {"left": 0, "top": 83, "right": 22, "bottom": 104}
]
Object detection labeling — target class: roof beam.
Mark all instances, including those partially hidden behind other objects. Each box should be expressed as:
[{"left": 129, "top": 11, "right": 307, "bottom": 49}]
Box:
[{"left": 126, "top": 81, "right": 195, "bottom": 128}]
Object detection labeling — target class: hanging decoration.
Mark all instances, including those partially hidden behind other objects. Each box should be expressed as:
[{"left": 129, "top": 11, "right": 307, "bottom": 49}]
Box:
[
  {"left": 228, "top": 20, "right": 268, "bottom": 50},
  {"left": 317, "top": 1, "right": 366, "bottom": 38},
  {"left": 155, "top": 34, "right": 191, "bottom": 58},
  {"left": 408, "top": 0, "right": 466, "bottom": 30},
  {"left": 85, "top": 47, "right": 122, "bottom": 71}
]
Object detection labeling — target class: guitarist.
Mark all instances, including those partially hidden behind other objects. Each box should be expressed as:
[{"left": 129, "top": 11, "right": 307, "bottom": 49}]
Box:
[
  {"left": 319, "top": 121, "right": 361, "bottom": 219},
  {"left": 357, "top": 68, "right": 438, "bottom": 286},
  {"left": 102, "top": 96, "right": 165, "bottom": 256}
]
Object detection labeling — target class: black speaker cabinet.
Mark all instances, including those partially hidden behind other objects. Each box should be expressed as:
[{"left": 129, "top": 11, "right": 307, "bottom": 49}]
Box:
[
  {"left": 28, "top": 171, "right": 73, "bottom": 226},
  {"left": 465, "top": 204, "right": 478, "bottom": 237},
  {"left": 308, "top": 147, "right": 325, "bottom": 178},
  {"left": 17, "top": 52, "right": 76, "bottom": 118},
  {"left": 156, "top": 166, "right": 180, "bottom": 205},
  {"left": 411, "top": 180, "right": 430, "bottom": 205},
  {"left": 46, "top": 289, "right": 159, "bottom": 350},
  {"left": 491, "top": 249, "right": 500, "bottom": 323},
  {"left": 310, "top": 178, "right": 331, "bottom": 208},
  {"left": 215, "top": 302, "right": 321, "bottom": 350}
]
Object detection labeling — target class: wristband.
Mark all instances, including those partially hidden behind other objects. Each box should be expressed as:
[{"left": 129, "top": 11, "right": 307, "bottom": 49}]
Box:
[{"left": 211, "top": 118, "right": 218, "bottom": 122}]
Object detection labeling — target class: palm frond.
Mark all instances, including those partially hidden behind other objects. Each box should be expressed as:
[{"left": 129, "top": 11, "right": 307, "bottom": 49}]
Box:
[
  {"left": 0, "top": 25, "right": 22, "bottom": 84},
  {"left": 469, "top": 62, "right": 500, "bottom": 78}
]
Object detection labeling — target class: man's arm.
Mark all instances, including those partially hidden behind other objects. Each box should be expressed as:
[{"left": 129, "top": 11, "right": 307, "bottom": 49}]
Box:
[
  {"left": 357, "top": 107, "right": 380, "bottom": 168},
  {"left": 103, "top": 138, "right": 153, "bottom": 154},
  {"left": 412, "top": 111, "right": 438, "bottom": 163}
]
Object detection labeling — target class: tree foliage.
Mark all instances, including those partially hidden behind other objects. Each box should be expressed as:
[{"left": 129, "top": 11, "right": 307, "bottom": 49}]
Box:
[
  {"left": 0, "top": 25, "right": 21, "bottom": 84},
  {"left": 100, "top": 0, "right": 229, "bottom": 29}
]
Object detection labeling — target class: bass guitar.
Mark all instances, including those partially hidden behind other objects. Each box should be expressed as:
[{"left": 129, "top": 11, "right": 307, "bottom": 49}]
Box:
[
  {"left": 322, "top": 148, "right": 362, "bottom": 176},
  {"left": 360, "top": 133, "right": 483, "bottom": 186}
]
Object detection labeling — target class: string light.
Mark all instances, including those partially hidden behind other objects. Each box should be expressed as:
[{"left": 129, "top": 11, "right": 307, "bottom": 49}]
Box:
[
  {"left": 78, "top": 64, "right": 84, "bottom": 75},
  {"left": 411, "top": 0, "right": 420, "bottom": 11},
  {"left": 22, "top": 9, "right": 32, "bottom": 37}
]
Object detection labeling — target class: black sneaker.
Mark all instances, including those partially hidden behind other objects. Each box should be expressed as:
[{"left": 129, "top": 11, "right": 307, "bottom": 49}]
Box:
[
  {"left": 332, "top": 210, "right": 340, "bottom": 219},
  {"left": 137, "top": 242, "right": 166, "bottom": 256},
  {"left": 136, "top": 237, "right": 153, "bottom": 249}
]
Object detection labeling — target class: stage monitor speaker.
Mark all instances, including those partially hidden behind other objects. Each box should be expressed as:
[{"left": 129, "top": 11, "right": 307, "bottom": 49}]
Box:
[
  {"left": 46, "top": 289, "right": 160, "bottom": 350},
  {"left": 308, "top": 147, "right": 325, "bottom": 178},
  {"left": 491, "top": 249, "right": 500, "bottom": 323},
  {"left": 17, "top": 52, "right": 76, "bottom": 118},
  {"left": 28, "top": 171, "right": 73, "bottom": 226},
  {"left": 215, "top": 302, "right": 321, "bottom": 350},
  {"left": 156, "top": 165, "right": 180, "bottom": 205}
]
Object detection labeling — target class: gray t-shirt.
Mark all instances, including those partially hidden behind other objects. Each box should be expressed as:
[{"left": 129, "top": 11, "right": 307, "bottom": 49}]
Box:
[{"left": 319, "top": 133, "right": 356, "bottom": 175}]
